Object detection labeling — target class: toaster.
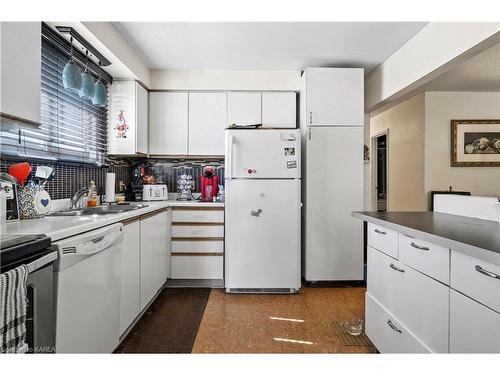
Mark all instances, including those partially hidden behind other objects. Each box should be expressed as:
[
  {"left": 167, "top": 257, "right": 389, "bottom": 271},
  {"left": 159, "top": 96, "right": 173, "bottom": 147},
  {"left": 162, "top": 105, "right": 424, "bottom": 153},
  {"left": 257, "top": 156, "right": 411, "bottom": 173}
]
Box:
[{"left": 142, "top": 184, "right": 168, "bottom": 201}]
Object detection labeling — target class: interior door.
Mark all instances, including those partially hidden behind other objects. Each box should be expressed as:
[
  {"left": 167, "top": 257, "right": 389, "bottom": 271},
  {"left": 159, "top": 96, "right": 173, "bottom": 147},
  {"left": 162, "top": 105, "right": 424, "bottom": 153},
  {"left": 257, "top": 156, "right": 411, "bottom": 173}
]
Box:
[
  {"left": 226, "top": 129, "right": 300, "bottom": 179},
  {"left": 188, "top": 92, "right": 227, "bottom": 155},
  {"left": 225, "top": 179, "right": 301, "bottom": 289}
]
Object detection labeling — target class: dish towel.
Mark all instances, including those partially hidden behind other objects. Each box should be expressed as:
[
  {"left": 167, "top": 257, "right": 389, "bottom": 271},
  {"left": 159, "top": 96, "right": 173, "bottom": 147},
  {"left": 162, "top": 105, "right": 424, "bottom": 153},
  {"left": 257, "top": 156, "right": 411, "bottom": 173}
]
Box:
[{"left": 0, "top": 265, "right": 29, "bottom": 354}]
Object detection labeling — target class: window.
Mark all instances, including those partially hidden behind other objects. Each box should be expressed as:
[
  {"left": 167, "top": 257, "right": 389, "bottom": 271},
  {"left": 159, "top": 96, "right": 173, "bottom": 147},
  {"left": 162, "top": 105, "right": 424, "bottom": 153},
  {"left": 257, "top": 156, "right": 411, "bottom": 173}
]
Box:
[{"left": 1, "top": 25, "right": 110, "bottom": 165}]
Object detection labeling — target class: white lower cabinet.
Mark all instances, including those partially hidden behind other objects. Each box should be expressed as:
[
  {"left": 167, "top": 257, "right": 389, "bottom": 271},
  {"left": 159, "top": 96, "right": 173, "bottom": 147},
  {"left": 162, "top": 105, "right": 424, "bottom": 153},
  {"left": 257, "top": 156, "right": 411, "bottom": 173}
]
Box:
[
  {"left": 367, "top": 246, "right": 449, "bottom": 353},
  {"left": 140, "top": 209, "right": 170, "bottom": 310},
  {"left": 119, "top": 209, "right": 170, "bottom": 337},
  {"left": 366, "top": 222, "right": 500, "bottom": 353},
  {"left": 365, "top": 293, "right": 429, "bottom": 353},
  {"left": 120, "top": 220, "right": 141, "bottom": 335},
  {"left": 449, "top": 289, "right": 500, "bottom": 353},
  {"left": 170, "top": 207, "right": 224, "bottom": 279},
  {"left": 171, "top": 256, "right": 223, "bottom": 279}
]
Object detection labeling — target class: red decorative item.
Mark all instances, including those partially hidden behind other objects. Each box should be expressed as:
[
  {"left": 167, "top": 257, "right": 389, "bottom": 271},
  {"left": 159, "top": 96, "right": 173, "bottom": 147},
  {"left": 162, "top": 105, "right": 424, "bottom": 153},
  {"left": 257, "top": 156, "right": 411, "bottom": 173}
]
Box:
[{"left": 200, "top": 166, "right": 219, "bottom": 202}]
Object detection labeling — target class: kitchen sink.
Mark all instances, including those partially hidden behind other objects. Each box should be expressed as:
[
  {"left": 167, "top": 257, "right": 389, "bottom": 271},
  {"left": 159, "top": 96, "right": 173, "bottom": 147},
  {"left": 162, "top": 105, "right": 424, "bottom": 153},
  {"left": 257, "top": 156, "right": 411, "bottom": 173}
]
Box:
[{"left": 48, "top": 204, "right": 149, "bottom": 217}]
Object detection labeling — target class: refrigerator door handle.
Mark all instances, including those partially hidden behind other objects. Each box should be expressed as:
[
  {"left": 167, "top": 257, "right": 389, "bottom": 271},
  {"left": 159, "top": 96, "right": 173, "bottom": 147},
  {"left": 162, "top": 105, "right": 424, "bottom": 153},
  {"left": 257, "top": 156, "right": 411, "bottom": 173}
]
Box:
[{"left": 227, "top": 134, "right": 234, "bottom": 178}]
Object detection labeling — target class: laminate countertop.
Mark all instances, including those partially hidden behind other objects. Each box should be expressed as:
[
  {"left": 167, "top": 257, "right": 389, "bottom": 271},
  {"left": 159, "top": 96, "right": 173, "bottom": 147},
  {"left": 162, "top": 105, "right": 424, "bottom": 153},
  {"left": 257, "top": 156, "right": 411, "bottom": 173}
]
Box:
[
  {"left": 2, "top": 200, "right": 224, "bottom": 242},
  {"left": 353, "top": 211, "right": 500, "bottom": 266}
]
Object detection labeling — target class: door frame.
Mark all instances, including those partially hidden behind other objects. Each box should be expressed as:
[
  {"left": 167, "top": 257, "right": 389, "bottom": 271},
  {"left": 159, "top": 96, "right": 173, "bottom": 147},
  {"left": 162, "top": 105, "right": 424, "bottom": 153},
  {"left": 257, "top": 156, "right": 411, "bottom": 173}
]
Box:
[{"left": 371, "top": 129, "right": 389, "bottom": 211}]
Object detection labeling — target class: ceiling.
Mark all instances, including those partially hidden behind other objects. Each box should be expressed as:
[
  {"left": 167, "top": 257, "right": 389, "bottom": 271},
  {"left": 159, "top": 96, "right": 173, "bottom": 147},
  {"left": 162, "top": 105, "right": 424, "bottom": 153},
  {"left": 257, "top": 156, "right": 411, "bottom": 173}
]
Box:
[
  {"left": 112, "top": 22, "right": 427, "bottom": 73},
  {"left": 422, "top": 41, "right": 500, "bottom": 92}
]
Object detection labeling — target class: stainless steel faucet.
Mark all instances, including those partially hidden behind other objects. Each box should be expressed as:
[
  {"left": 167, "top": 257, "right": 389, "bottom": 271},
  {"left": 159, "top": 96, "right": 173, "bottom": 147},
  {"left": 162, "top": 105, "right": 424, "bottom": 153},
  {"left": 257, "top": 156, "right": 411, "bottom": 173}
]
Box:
[{"left": 70, "top": 187, "right": 88, "bottom": 209}]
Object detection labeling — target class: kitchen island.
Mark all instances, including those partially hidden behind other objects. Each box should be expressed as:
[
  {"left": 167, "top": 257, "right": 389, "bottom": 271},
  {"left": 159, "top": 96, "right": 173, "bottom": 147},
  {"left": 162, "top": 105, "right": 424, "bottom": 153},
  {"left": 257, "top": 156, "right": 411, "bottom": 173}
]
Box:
[{"left": 353, "top": 211, "right": 500, "bottom": 354}]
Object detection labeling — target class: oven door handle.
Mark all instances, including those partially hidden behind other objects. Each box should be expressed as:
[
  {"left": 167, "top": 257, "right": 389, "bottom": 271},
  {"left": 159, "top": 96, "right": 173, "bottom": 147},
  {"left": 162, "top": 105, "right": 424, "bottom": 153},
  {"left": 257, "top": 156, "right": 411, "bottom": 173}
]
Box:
[{"left": 26, "top": 251, "right": 58, "bottom": 273}]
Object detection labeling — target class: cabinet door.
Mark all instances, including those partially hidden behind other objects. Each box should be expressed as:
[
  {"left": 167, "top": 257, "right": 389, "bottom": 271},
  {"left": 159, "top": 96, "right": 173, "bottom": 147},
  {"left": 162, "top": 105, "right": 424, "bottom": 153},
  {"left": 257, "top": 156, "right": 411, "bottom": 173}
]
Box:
[
  {"left": 140, "top": 211, "right": 169, "bottom": 310},
  {"left": 368, "top": 246, "right": 449, "bottom": 353},
  {"left": 450, "top": 289, "right": 500, "bottom": 353},
  {"left": 108, "top": 80, "right": 137, "bottom": 155},
  {"left": 136, "top": 83, "right": 148, "bottom": 154},
  {"left": 392, "top": 260, "right": 449, "bottom": 353},
  {"left": 120, "top": 220, "right": 141, "bottom": 335},
  {"left": 149, "top": 92, "right": 188, "bottom": 155},
  {"left": 188, "top": 92, "right": 227, "bottom": 155},
  {"left": 306, "top": 68, "right": 363, "bottom": 126},
  {"left": 1, "top": 22, "right": 41, "bottom": 124},
  {"left": 261, "top": 92, "right": 296, "bottom": 128},
  {"left": 227, "top": 92, "right": 261, "bottom": 126}
]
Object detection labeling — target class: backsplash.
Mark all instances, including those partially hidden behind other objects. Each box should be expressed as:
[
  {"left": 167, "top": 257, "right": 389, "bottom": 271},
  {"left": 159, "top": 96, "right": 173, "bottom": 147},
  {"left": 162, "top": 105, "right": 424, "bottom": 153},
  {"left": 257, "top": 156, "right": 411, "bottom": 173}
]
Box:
[
  {"left": 147, "top": 159, "right": 225, "bottom": 194},
  {"left": 1, "top": 157, "right": 225, "bottom": 200},
  {"left": 0, "top": 158, "right": 131, "bottom": 200}
]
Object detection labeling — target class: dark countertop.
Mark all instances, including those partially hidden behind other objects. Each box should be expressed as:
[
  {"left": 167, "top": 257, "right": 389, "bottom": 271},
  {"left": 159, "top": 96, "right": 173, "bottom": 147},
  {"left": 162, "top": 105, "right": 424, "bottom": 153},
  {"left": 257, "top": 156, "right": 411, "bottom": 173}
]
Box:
[{"left": 352, "top": 211, "right": 500, "bottom": 266}]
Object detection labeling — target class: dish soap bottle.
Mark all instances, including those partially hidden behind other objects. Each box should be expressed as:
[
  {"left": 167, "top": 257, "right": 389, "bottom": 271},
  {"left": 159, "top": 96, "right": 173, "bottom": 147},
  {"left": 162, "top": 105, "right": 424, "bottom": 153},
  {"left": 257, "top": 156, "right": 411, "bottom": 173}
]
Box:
[{"left": 87, "top": 180, "right": 98, "bottom": 207}]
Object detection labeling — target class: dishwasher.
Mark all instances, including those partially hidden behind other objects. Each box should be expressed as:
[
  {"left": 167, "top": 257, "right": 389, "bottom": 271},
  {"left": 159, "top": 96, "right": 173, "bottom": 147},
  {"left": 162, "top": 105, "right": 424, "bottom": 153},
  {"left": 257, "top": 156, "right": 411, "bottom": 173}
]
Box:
[{"left": 52, "top": 223, "right": 123, "bottom": 353}]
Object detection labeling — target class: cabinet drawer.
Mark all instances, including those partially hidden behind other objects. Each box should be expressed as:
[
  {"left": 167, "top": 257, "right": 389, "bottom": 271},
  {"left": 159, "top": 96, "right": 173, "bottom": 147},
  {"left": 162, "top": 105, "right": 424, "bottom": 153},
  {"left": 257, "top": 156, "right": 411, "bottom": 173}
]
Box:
[
  {"left": 451, "top": 251, "right": 500, "bottom": 313},
  {"left": 367, "top": 223, "right": 398, "bottom": 258},
  {"left": 171, "top": 224, "right": 224, "bottom": 239},
  {"left": 365, "top": 293, "right": 429, "bottom": 353},
  {"left": 171, "top": 255, "right": 223, "bottom": 279},
  {"left": 398, "top": 233, "right": 450, "bottom": 284},
  {"left": 171, "top": 240, "right": 224, "bottom": 254},
  {"left": 450, "top": 289, "right": 500, "bottom": 353},
  {"left": 172, "top": 209, "right": 224, "bottom": 223}
]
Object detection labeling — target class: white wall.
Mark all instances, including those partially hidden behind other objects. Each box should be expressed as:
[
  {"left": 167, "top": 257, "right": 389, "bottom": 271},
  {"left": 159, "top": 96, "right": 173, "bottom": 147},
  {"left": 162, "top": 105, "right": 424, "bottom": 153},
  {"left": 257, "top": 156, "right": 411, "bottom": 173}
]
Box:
[
  {"left": 149, "top": 70, "right": 301, "bottom": 91},
  {"left": 82, "top": 22, "right": 152, "bottom": 87},
  {"left": 424, "top": 91, "right": 500, "bottom": 200},
  {"left": 370, "top": 94, "right": 427, "bottom": 211},
  {"left": 363, "top": 113, "right": 371, "bottom": 210},
  {"left": 365, "top": 23, "right": 500, "bottom": 111}
]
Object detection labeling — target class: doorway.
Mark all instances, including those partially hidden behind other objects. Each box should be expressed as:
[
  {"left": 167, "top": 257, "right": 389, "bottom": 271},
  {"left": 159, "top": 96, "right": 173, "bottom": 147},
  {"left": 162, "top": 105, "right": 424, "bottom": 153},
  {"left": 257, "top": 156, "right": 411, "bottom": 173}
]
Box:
[{"left": 372, "top": 130, "right": 388, "bottom": 212}]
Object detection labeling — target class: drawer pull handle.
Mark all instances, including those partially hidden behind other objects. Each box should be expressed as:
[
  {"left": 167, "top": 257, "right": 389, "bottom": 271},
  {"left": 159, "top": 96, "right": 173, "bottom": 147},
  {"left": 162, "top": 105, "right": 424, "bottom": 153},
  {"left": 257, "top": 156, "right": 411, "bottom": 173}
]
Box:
[
  {"left": 390, "top": 263, "right": 405, "bottom": 273},
  {"left": 374, "top": 229, "right": 387, "bottom": 235},
  {"left": 475, "top": 265, "right": 500, "bottom": 280},
  {"left": 387, "top": 319, "right": 402, "bottom": 333},
  {"left": 410, "top": 242, "right": 429, "bottom": 251}
]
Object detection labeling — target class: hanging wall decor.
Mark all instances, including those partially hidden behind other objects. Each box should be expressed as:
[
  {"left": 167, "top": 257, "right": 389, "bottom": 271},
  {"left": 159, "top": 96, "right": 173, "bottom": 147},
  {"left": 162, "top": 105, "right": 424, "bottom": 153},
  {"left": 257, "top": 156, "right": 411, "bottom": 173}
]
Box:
[{"left": 451, "top": 119, "right": 500, "bottom": 167}]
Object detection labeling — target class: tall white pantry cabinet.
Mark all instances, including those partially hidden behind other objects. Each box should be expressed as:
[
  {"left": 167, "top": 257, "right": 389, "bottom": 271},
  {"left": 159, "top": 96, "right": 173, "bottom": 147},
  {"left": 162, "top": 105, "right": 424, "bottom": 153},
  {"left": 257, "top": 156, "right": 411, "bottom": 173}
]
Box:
[{"left": 300, "top": 67, "right": 365, "bottom": 282}]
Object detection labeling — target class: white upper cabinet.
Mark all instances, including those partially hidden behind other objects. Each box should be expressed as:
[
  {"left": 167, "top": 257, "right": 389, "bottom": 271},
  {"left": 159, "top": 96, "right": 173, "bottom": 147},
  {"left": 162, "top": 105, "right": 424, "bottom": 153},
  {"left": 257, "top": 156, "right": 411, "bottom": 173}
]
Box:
[
  {"left": 227, "top": 92, "right": 262, "bottom": 126},
  {"left": 108, "top": 81, "right": 148, "bottom": 155},
  {"left": 0, "top": 22, "right": 41, "bottom": 124},
  {"left": 149, "top": 92, "right": 188, "bottom": 155},
  {"left": 188, "top": 92, "right": 227, "bottom": 156},
  {"left": 304, "top": 67, "right": 363, "bottom": 126},
  {"left": 261, "top": 92, "right": 296, "bottom": 128}
]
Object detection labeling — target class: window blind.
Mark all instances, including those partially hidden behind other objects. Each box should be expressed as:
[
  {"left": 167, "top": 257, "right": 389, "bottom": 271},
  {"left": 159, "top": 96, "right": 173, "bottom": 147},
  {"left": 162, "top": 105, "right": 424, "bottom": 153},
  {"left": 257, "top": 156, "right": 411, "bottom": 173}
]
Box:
[{"left": 1, "top": 32, "right": 109, "bottom": 165}]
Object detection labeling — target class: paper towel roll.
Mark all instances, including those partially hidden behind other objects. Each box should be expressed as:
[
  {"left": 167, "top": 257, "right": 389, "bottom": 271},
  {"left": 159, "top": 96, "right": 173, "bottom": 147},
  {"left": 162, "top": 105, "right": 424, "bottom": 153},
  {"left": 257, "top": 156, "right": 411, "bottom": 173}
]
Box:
[{"left": 105, "top": 173, "right": 116, "bottom": 203}]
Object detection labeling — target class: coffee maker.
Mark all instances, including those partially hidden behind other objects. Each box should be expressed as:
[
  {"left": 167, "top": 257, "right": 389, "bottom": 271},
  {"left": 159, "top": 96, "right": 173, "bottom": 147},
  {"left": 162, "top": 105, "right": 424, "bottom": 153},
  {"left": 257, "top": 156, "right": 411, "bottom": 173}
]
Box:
[
  {"left": 126, "top": 164, "right": 145, "bottom": 201},
  {"left": 200, "top": 166, "right": 219, "bottom": 202}
]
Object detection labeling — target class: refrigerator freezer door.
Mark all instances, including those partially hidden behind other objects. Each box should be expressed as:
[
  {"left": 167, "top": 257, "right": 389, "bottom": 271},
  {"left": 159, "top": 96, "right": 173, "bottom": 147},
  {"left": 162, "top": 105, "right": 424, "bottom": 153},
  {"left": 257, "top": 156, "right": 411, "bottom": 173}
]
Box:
[
  {"left": 225, "top": 179, "right": 301, "bottom": 290},
  {"left": 225, "top": 129, "right": 300, "bottom": 179},
  {"left": 304, "top": 127, "right": 364, "bottom": 281}
]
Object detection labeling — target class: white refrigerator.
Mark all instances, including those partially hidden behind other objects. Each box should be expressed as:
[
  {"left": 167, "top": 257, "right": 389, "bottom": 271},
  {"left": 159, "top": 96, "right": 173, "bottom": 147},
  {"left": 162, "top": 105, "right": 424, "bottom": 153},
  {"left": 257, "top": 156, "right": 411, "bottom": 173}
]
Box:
[{"left": 225, "top": 129, "right": 302, "bottom": 292}]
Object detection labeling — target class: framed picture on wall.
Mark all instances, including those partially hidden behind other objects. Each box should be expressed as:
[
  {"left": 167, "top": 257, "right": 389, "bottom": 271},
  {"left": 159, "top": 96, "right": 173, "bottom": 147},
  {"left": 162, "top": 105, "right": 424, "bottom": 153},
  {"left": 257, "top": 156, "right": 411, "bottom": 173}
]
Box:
[{"left": 451, "top": 119, "right": 500, "bottom": 167}]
